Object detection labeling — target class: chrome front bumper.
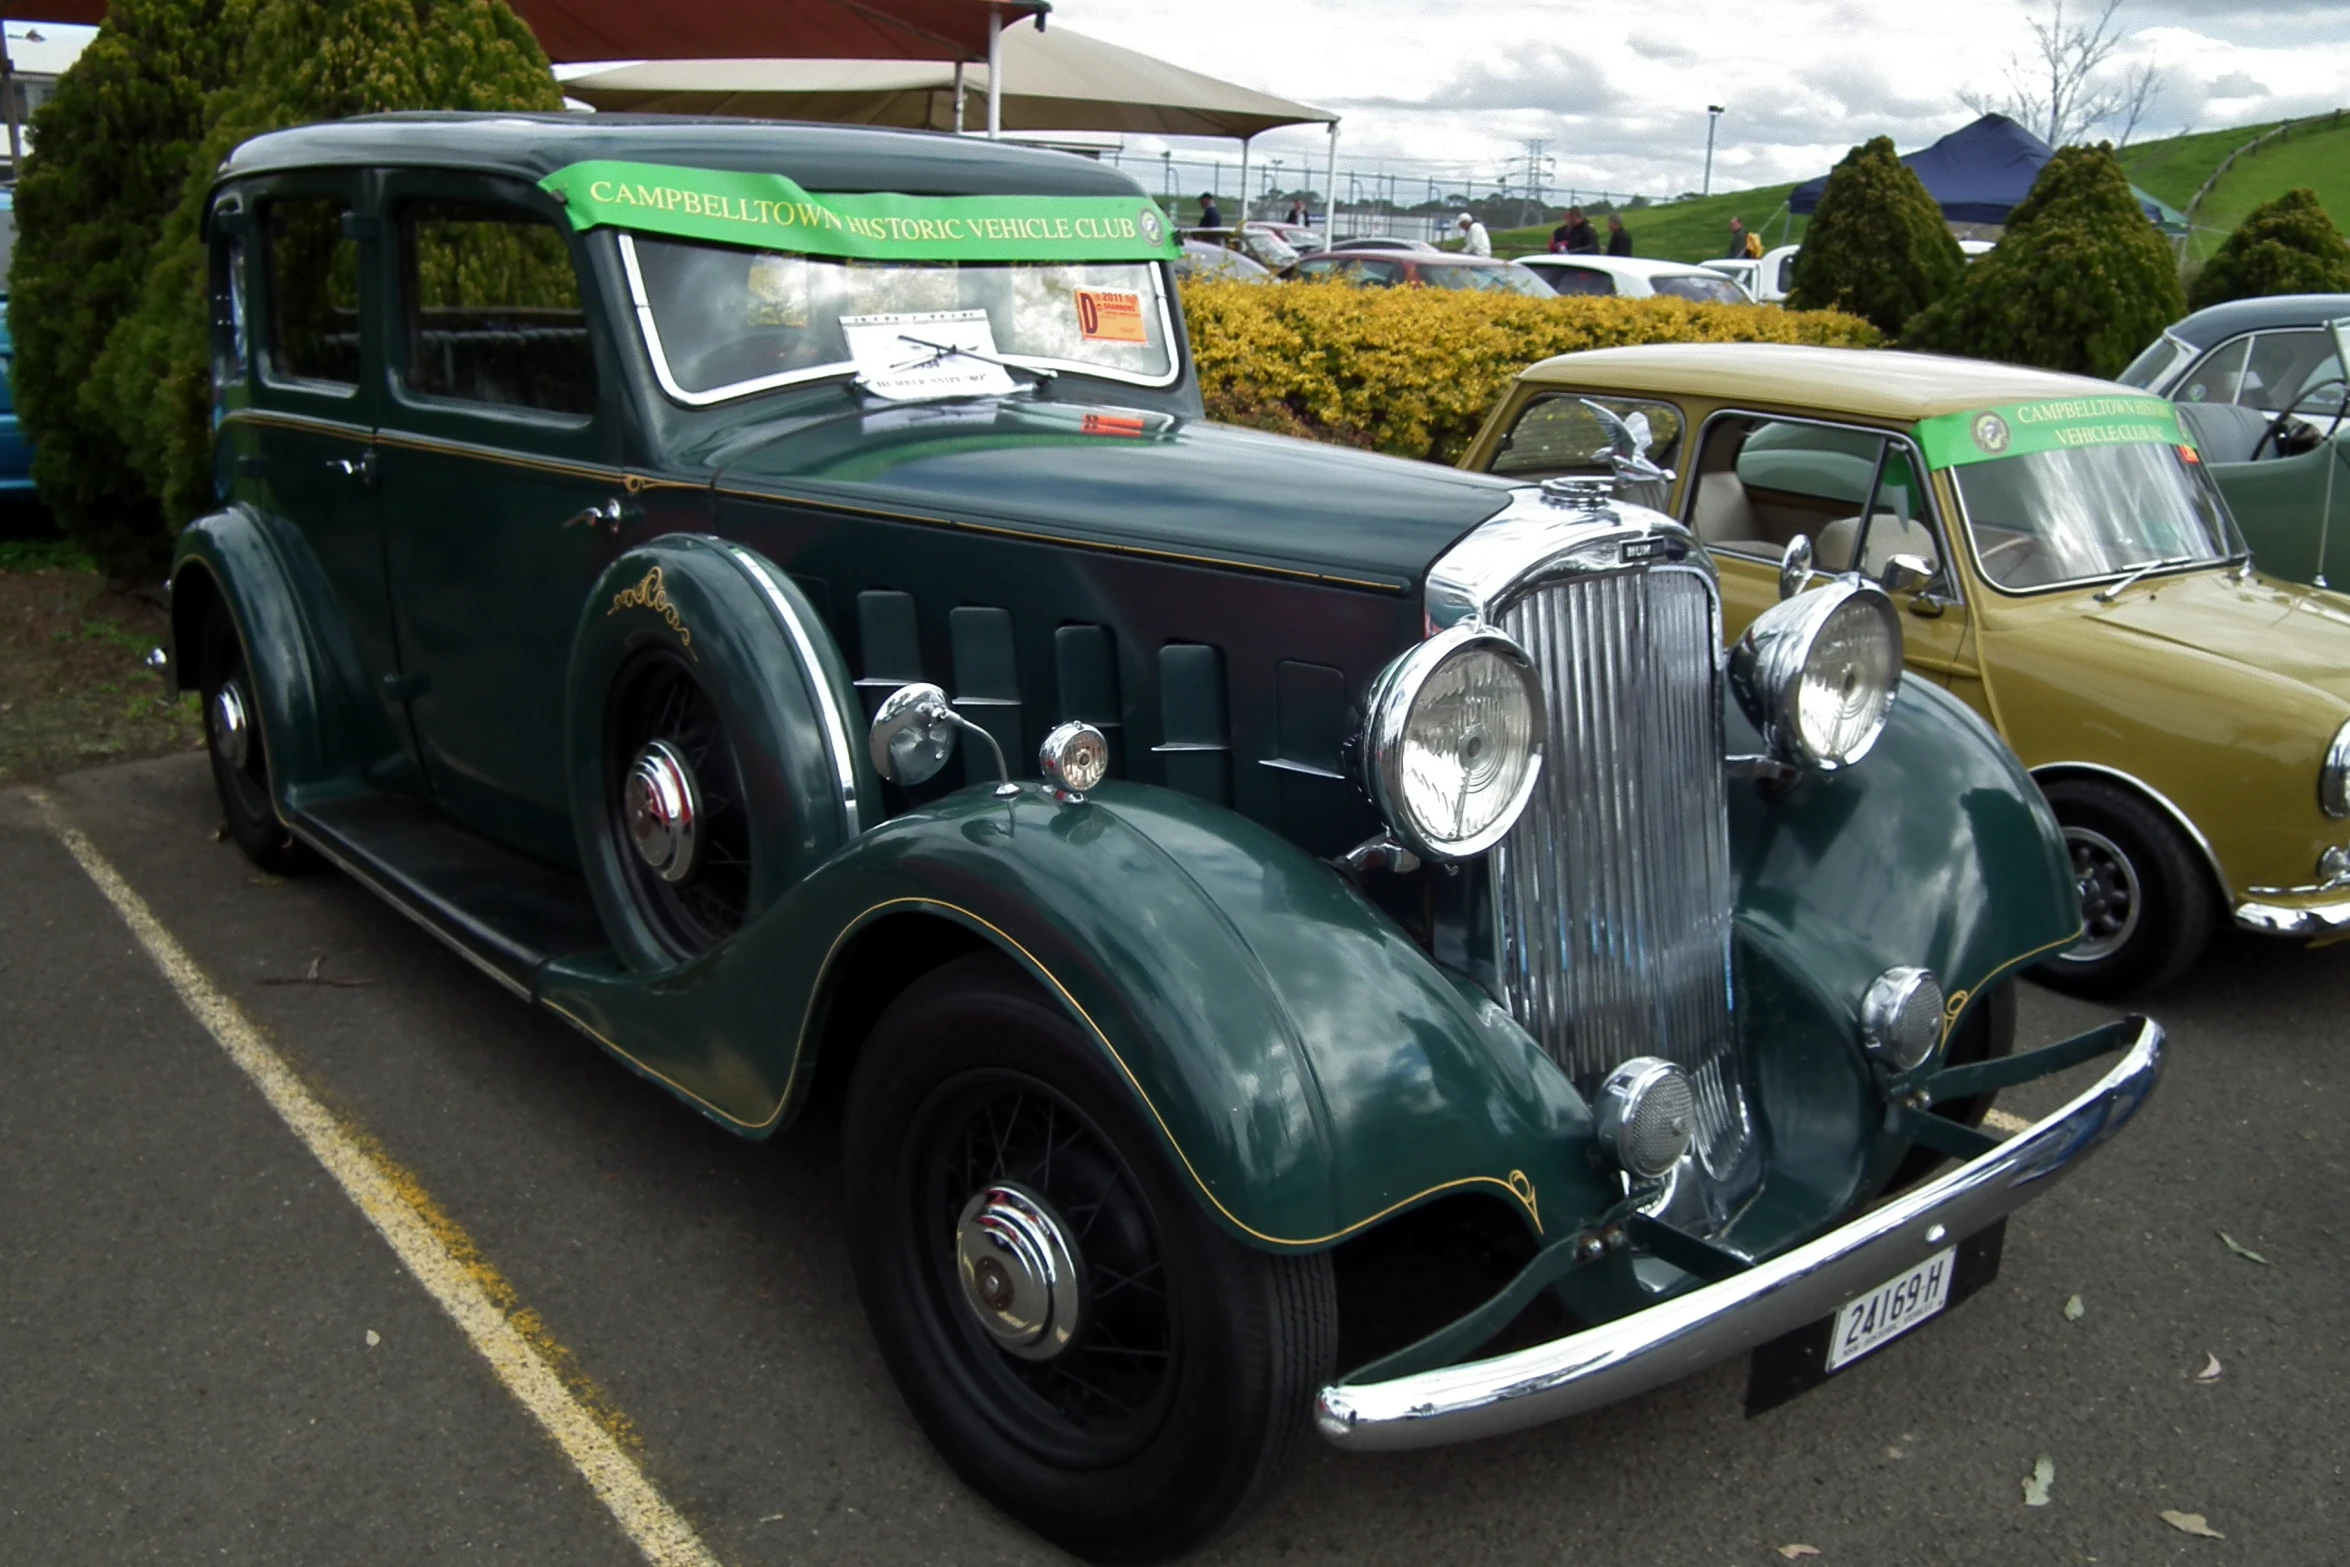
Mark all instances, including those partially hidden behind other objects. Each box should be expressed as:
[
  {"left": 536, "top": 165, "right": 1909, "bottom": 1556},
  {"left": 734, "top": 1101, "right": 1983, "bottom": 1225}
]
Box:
[
  {"left": 1315, "top": 1016, "right": 2164, "bottom": 1451},
  {"left": 2235, "top": 894, "right": 2350, "bottom": 937}
]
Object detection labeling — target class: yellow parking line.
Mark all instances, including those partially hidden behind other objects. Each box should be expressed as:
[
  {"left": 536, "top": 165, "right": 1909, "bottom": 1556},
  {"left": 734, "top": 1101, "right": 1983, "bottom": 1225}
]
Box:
[
  {"left": 30, "top": 792, "right": 723, "bottom": 1567},
  {"left": 1982, "top": 1107, "right": 2032, "bottom": 1136}
]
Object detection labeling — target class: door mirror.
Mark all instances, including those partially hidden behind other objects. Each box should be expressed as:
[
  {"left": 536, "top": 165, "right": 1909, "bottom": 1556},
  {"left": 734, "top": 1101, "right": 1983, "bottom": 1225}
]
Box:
[
  {"left": 1878, "top": 553, "right": 1934, "bottom": 596},
  {"left": 1779, "top": 534, "right": 1815, "bottom": 601}
]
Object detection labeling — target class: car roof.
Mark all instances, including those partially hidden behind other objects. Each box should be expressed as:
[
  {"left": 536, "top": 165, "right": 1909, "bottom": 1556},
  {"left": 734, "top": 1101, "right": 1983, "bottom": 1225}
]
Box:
[
  {"left": 1513, "top": 342, "right": 2128, "bottom": 421},
  {"left": 2165, "top": 293, "right": 2350, "bottom": 350},
  {"left": 219, "top": 112, "right": 1149, "bottom": 200},
  {"left": 1520, "top": 254, "right": 1718, "bottom": 279}
]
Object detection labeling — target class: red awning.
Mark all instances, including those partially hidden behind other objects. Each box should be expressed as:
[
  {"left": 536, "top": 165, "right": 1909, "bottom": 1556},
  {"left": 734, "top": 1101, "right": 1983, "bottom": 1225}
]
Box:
[{"left": 1, "top": 0, "right": 1050, "bottom": 62}]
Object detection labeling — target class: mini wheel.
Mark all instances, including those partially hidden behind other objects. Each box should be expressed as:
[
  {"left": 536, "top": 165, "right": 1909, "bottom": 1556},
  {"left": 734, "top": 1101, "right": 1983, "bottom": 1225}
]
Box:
[
  {"left": 843, "top": 952, "right": 1335, "bottom": 1564},
  {"left": 2032, "top": 778, "right": 2213, "bottom": 997},
  {"left": 197, "top": 599, "right": 313, "bottom": 875}
]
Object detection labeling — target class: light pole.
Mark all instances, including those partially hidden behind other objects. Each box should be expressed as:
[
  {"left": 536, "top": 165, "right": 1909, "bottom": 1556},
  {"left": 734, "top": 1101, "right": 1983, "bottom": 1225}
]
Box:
[{"left": 1703, "top": 105, "right": 1725, "bottom": 197}]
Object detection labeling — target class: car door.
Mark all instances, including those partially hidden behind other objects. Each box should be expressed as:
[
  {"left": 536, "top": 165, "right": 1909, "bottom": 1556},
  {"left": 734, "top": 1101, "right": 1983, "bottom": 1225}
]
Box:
[
  {"left": 373, "top": 170, "right": 631, "bottom": 866},
  {"left": 1680, "top": 411, "right": 1978, "bottom": 701},
  {"left": 236, "top": 174, "right": 410, "bottom": 772}
]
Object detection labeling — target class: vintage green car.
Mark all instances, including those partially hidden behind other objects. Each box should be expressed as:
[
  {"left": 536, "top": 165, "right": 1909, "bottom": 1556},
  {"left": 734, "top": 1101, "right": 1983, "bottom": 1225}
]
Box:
[
  {"left": 1467, "top": 343, "right": 2350, "bottom": 998},
  {"left": 165, "top": 115, "right": 2160, "bottom": 1561}
]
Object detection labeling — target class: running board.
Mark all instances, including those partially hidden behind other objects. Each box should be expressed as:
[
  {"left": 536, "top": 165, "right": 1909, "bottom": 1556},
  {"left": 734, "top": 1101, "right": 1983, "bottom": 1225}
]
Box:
[{"left": 290, "top": 792, "right": 615, "bottom": 1000}]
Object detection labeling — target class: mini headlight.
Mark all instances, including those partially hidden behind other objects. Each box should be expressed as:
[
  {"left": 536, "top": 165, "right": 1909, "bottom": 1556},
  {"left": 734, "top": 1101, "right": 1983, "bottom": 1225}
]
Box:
[
  {"left": 1728, "top": 579, "right": 1903, "bottom": 770},
  {"left": 2321, "top": 717, "right": 2350, "bottom": 819},
  {"left": 1364, "top": 624, "right": 1545, "bottom": 862},
  {"left": 1594, "top": 1057, "right": 1696, "bottom": 1180},
  {"left": 1861, "top": 966, "right": 1945, "bottom": 1072}
]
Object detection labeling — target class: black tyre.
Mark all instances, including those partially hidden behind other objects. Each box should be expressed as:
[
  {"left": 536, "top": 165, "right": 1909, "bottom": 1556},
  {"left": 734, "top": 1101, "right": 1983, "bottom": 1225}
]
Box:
[
  {"left": 1884, "top": 980, "right": 2014, "bottom": 1192},
  {"left": 843, "top": 952, "right": 1336, "bottom": 1564},
  {"left": 197, "top": 599, "right": 313, "bottom": 876},
  {"left": 601, "top": 650, "right": 754, "bottom": 963},
  {"left": 2031, "top": 778, "right": 2214, "bottom": 998}
]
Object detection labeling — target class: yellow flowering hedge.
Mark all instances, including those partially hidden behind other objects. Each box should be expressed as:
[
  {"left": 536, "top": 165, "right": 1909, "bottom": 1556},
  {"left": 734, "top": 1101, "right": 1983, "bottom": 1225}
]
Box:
[{"left": 1181, "top": 280, "right": 1882, "bottom": 464}]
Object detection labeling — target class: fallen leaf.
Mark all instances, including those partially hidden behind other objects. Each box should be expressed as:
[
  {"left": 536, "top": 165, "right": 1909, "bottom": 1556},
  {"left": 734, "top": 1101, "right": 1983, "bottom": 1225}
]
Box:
[
  {"left": 2195, "top": 1353, "right": 2222, "bottom": 1382},
  {"left": 2063, "top": 1294, "right": 2084, "bottom": 1321},
  {"left": 1777, "top": 1548, "right": 1820, "bottom": 1561},
  {"left": 2217, "top": 1231, "right": 2271, "bottom": 1265},
  {"left": 2022, "top": 1454, "right": 2054, "bottom": 1507},
  {"left": 2158, "top": 1510, "right": 2224, "bottom": 1538},
  {"left": 364, "top": 1329, "right": 380, "bottom": 1348}
]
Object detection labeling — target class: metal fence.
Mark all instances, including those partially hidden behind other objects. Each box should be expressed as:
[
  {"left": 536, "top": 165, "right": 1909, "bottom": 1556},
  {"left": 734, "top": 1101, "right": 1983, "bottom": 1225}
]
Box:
[{"left": 1104, "top": 147, "right": 1642, "bottom": 238}]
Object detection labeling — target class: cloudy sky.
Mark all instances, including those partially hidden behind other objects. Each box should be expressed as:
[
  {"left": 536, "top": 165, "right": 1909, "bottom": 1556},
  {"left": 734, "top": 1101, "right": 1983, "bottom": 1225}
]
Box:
[{"left": 1050, "top": 0, "right": 2350, "bottom": 198}]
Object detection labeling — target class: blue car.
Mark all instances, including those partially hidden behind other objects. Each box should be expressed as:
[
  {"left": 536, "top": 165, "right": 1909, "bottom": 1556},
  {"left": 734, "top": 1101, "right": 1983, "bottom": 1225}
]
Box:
[{"left": 0, "top": 187, "right": 33, "bottom": 493}]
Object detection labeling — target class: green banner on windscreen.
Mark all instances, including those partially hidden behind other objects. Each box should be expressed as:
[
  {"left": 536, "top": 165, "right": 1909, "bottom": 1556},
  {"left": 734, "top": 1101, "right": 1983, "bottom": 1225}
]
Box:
[
  {"left": 1914, "top": 394, "right": 2189, "bottom": 471},
  {"left": 540, "top": 160, "right": 1178, "bottom": 264}
]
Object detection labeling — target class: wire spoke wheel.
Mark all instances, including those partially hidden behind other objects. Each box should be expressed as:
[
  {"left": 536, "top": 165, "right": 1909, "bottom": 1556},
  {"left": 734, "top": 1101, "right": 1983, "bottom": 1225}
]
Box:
[
  {"left": 607, "top": 652, "right": 752, "bottom": 959},
  {"left": 920, "top": 1073, "right": 1179, "bottom": 1461}
]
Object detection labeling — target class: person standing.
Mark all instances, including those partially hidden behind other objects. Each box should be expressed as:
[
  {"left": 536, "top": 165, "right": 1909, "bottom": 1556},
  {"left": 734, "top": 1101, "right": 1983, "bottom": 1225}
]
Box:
[
  {"left": 1199, "top": 191, "right": 1223, "bottom": 228},
  {"left": 1552, "top": 206, "right": 1600, "bottom": 254},
  {"left": 1456, "top": 211, "right": 1491, "bottom": 257},
  {"left": 1606, "top": 213, "right": 1633, "bottom": 255},
  {"left": 1285, "top": 196, "right": 1308, "bottom": 226},
  {"left": 1726, "top": 216, "right": 1749, "bottom": 258}
]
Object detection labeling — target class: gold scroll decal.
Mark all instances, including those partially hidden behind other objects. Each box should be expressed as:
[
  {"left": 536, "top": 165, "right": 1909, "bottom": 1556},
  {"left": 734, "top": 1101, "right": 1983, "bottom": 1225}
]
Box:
[{"left": 608, "top": 565, "right": 696, "bottom": 658}]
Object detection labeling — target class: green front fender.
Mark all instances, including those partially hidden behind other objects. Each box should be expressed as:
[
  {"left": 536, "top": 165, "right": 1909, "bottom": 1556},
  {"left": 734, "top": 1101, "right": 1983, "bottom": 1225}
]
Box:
[
  {"left": 170, "top": 505, "right": 408, "bottom": 811},
  {"left": 540, "top": 781, "right": 1606, "bottom": 1251}
]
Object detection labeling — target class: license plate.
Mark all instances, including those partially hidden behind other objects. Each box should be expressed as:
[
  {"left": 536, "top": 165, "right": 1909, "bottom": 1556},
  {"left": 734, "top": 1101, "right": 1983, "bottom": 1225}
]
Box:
[{"left": 1826, "top": 1248, "right": 1954, "bottom": 1371}]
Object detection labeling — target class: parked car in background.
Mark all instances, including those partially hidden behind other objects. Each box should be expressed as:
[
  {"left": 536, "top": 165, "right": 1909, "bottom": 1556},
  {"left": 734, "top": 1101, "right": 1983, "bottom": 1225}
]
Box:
[
  {"left": 1176, "top": 223, "right": 1297, "bottom": 270},
  {"left": 2122, "top": 298, "right": 2350, "bottom": 590},
  {"left": 1703, "top": 243, "right": 1802, "bottom": 303},
  {"left": 1172, "top": 237, "right": 1271, "bottom": 282},
  {"left": 1284, "top": 250, "right": 1555, "bottom": 295},
  {"left": 169, "top": 113, "right": 2161, "bottom": 1562},
  {"left": 1323, "top": 234, "right": 1439, "bottom": 253},
  {"left": 1466, "top": 342, "right": 2350, "bottom": 995},
  {"left": 1519, "top": 253, "right": 1754, "bottom": 304},
  {"left": 0, "top": 187, "right": 34, "bottom": 495},
  {"left": 1246, "top": 219, "right": 1323, "bottom": 254}
]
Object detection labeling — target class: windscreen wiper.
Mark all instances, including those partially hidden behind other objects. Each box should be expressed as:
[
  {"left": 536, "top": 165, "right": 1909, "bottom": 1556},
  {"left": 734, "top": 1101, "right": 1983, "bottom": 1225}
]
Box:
[
  {"left": 2094, "top": 555, "right": 2190, "bottom": 603},
  {"left": 894, "top": 334, "right": 1056, "bottom": 380}
]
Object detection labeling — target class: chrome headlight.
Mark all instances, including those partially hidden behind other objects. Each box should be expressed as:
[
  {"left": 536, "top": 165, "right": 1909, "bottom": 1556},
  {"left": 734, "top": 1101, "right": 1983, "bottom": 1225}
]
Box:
[
  {"left": 1364, "top": 623, "right": 1545, "bottom": 862},
  {"left": 1728, "top": 579, "right": 1903, "bottom": 770},
  {"left": 2322, "top": 717, "right": 2350, "bottom": 819}
]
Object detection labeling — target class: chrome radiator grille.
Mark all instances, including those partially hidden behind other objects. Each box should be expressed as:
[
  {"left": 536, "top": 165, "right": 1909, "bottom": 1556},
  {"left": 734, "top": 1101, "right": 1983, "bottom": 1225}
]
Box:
[{"left": 1492, "top": 565, "right": 1749, "bottom": 1173}]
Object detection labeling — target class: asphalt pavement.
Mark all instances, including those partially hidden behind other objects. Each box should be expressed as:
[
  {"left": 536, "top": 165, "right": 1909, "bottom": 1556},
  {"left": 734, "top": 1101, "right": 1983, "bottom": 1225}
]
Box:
[{"left": 3, "top": 753, "right": 2343, "bottom": 1565}]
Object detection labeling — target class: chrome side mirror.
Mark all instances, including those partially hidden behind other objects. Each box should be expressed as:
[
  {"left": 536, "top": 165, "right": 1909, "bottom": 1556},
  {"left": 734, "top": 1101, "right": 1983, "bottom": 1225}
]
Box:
[
  {"left": 1878, "top": 553, "right": 1934, "bottom": 597},
  {"left": 1779, "top": 534, "right": 1815, "bottom": 601},
  {"left": 868, "top": 682, "right": 1018, "bottom": 796}
]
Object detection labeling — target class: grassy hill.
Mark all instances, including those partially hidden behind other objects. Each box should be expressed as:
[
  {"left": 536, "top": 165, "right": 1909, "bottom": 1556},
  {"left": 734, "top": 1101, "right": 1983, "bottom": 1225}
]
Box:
[{"left": 1468, "top": 113, "right": 2347, "bottom": 275}]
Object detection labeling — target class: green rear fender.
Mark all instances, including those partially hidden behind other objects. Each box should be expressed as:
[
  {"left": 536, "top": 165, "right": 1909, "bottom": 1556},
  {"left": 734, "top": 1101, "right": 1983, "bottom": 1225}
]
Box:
[
  {"left": 169, "top": 505, "right": 407, "bottom": 811},
  {"left": 540, "top": 781, "right": 1606, "bottom": 1252}
]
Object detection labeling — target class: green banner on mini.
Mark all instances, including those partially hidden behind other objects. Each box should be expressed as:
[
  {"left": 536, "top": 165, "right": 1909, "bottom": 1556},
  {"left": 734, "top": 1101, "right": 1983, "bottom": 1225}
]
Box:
[
  {"left": 540, "top": 160, "right": 1177, "bottom": 264},
  {"left": 1914, "top": 395, "right": 2189, "bottom": 471}
]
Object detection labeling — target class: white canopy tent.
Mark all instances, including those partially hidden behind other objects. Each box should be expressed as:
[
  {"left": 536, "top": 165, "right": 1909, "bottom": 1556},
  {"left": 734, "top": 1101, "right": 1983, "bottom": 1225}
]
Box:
[{"left": 565, "top": 24, "right": 1341, "bottom": 226}]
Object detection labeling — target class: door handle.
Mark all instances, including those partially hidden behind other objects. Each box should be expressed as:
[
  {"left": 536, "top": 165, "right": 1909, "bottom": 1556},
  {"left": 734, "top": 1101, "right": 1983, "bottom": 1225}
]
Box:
[
  {"left": 562, "top": 497, "right": 630, "bottom": 534},
  {"left": 327, "top": 450, "right": 377, "bottom": 485}
]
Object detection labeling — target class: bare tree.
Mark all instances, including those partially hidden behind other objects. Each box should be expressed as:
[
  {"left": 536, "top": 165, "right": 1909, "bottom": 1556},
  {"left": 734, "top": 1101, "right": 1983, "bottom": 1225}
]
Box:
[{"left": 1959, "top": 0, "right": 2158, "bottom": 146}]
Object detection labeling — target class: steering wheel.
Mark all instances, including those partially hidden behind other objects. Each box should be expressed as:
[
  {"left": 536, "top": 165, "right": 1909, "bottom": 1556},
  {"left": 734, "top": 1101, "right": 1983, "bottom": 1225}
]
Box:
[
  {"left": 2254, "top": 377, "right": 2349, "bottom": 460},
  {"left": 1978, "top": 535, "right": 2036, "bottom": 579}
]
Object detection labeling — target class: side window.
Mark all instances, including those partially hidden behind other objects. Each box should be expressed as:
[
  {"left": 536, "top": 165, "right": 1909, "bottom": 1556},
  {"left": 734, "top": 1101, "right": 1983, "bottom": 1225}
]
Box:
[
  {"left": 1545, "top": 266, "right": 1613, "bottom": 296},
  {"left": 264, "top": 196, "right": 360, "bottom": 389},
  {"left": 1350, "top": 259, "right": 1405, "bottom": 287},
  {"left": 2239, "top": 329, "right": 2338, "bottom": 413},
  {"left": 1295, "top": 258, "right": 1345, "bottom": 280},
  {"left": 2177, "top": 336, "right": 2249, "bottom": 406},
  {"left": 1492, "top": 394, "right": 1685, "bottom": 484},
  {"left": 1686, "top": 416, "right": 1941, "bottom": 582},
  {"left": 399, "top": 199, "right": 594, "bottom": 417}
]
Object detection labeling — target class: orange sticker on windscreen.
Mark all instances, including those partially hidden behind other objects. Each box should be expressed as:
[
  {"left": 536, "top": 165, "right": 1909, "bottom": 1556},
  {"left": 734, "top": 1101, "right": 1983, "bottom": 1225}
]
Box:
[{"left": 1075, "top": 288, "right": 1149, "bottom": 343}]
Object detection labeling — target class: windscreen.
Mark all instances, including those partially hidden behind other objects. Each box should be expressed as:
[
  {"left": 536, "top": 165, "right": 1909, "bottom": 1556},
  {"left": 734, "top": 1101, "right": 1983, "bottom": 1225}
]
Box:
[
  {"left": 1650, "top": 272, "right": 1748, "bottom": 305},
  {"left": 1951, "top": 442, "right": 2235, "bottom": 591},
  {"left": 626, "top": 235, "right": 1177, "bottom": 402}
]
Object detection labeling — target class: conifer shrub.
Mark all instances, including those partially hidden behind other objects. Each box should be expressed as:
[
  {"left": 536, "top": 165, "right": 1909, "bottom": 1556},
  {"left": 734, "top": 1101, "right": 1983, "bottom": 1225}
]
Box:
[
  {"left": 94, "top": 0, "right": 562, "bottom": 538},
  {"left": 1182, "top": 281, "right": 1880, "bottom": 464},
  {"left": 1905, "top": 143, "right": 2184, "bottom": 378},
  {"left": 9, "top": 0, "right": 240, "bottom": 577},
  {"left": 2186, "top": 188, "right": 2350, "bottom": 311},
  {"left": 1782, "top": 136, "right": 1965, "bottom": 337}
]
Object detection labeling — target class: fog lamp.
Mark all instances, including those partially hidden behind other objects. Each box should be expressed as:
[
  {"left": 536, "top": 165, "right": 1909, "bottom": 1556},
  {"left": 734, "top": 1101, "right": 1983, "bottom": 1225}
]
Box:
[
  {"left": 1728, "top": 578, "right": 1903, "bottom": 771},
  {"left": 1594, "top": 1057, "right": 1696, "bottom": 1180},
  {"left": 1038, "top": 721, "right": 1110, "bottom": 795},
  {"left": 1861, "top": 966, "right": 1945, "bottom": 1072}
]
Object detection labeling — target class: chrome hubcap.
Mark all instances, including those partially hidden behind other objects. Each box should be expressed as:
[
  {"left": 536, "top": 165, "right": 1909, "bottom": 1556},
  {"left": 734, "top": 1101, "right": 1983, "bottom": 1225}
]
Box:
[
  {"left": 623, "top": 739, "right": 701, "bottom": 883},
  {"left": 210, "top": 678, "right": 251, "bottom": 771},
  {"left": 954, "top": 1182, "right": 1084, "bottom": 1361},
  {"left": 2064, "top": 826, "right": 2141, "bottom": 962}
]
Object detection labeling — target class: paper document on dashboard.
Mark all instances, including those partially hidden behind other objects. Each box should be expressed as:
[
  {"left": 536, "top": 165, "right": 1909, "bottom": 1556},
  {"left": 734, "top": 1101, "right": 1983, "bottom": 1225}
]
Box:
[{"left": 842, "top": 309, "right": 1018, "bottom": 401}]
